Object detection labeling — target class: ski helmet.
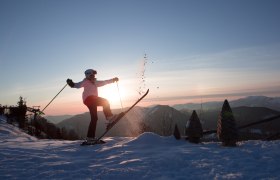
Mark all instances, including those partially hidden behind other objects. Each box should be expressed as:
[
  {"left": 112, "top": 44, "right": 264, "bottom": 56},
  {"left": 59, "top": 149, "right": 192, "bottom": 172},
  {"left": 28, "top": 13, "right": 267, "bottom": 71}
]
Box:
[{"left": 84, "top": 69, "right": 97, "bottom": 78}]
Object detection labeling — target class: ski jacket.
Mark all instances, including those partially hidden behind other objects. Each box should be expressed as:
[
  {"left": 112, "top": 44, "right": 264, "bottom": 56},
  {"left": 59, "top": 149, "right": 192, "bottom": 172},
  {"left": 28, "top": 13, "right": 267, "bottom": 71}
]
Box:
[{"left": 74, "top": 78, "right": 115, "bottom": 102}]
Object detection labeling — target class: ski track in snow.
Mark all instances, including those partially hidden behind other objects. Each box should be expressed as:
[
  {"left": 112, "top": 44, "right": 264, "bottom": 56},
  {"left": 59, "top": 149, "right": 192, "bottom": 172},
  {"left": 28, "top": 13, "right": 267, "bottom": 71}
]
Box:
[{"left": 1, "top": 117, "right": 280, "bottom": 179}]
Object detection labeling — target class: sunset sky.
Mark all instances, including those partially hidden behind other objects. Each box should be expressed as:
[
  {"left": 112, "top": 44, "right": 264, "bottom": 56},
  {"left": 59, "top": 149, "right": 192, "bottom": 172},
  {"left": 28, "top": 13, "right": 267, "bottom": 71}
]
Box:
[{"left": 1, "top": 0, "right": 280, "bottom": 115}]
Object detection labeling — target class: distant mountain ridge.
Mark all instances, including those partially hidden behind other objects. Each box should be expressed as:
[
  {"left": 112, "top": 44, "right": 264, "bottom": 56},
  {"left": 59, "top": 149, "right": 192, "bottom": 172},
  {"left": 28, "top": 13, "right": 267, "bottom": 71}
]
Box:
[
  {"left": 143, "top": 105, "right": 188, "bottom": 136},
  {"left": 52, "top": 95, "right": 280, "bottom": 138},
  {"left": 56, "top": 106, "right": 280, "bottom": 138},
  {"left": 45, "top": 115, "right": 73, "bottom": 124},
  {"left": 57, "top": 107, "right": 147, "bottom": 138},
  {"left": 173, "top": 95, "right": 280, "bottom": 111}
]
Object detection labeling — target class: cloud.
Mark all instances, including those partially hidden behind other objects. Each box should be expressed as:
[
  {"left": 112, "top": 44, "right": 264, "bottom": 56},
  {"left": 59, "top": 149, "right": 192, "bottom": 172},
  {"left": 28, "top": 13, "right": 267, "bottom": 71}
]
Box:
[
  {"left": 156, "top": 44, "right": 280, "bottom": 72},
  {"left": 144, "top": 44, "right": 280, "bottom": 105}
]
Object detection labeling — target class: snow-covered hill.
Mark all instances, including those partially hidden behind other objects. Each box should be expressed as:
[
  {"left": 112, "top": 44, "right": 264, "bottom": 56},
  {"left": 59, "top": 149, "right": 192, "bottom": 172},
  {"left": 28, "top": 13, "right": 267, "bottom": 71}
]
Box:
[{"left": 1, "top": 116, "right": 280, "bottom": 179}]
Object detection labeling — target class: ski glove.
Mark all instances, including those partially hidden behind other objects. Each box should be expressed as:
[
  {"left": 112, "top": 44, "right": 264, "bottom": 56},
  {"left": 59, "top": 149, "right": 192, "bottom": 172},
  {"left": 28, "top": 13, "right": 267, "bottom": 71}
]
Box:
[
  {"left": 66, "top": 79, "right": 75, "bottom": 88},
  {"left": 113, "top": 77, "right": 119, "bottom": 82}
]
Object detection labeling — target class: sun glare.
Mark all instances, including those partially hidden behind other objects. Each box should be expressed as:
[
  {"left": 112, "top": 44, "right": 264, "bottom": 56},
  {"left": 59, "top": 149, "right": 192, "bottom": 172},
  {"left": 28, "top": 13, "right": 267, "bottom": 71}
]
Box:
[{"left": 98, "top": 84, "right": 126, "bottom": 108}]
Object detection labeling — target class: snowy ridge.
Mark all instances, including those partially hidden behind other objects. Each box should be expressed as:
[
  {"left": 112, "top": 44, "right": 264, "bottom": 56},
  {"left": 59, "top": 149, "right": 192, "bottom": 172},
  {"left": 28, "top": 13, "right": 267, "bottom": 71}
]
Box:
[{"left": 1, "top": 119, "right": 280, "bottom": 179}]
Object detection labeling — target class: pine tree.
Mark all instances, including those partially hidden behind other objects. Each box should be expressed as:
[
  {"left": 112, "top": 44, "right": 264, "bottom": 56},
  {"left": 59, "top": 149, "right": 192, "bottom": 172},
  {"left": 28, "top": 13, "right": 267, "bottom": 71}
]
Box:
[
  {"left": 17, "top": 97, "right": 27, "bottom": 129},
  {"left": 173, "top": 124, "right": 181, "bottom": 140},
  {"left": 0, "top": 104, "right": 4, "bottom": 115},
  {"left": 186, "top": 110, "right": 203, "bottom": 143},
  {"left": 217, "top": 99, "right": 238, "bottom": 146}
]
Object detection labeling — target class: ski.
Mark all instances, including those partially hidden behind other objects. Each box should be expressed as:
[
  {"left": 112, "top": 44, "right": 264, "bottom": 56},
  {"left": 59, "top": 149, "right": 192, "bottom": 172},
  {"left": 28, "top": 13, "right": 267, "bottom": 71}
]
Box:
[
  {"left": 81, "top": 89, "right": 149, "bottom": 146},
  {"left": 81, "top": 139, "right": 106, "bottom": 146}
]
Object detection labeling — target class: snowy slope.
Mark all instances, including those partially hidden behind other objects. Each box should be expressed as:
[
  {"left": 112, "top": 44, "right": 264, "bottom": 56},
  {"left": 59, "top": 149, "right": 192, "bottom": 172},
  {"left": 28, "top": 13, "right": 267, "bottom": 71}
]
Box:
[{"left": 1, "top": 116, "right": 280, "bottom": 179}]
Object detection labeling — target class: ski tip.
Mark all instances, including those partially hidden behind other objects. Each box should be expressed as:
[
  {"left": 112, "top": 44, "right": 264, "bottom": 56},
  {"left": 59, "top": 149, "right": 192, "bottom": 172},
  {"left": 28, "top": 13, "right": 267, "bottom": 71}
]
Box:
[
  {"left": 80, "top": 139, "right": 106, "bottom": 146},
  {"left": 145, "top": 89, "right": 149, "bottom": 95}
]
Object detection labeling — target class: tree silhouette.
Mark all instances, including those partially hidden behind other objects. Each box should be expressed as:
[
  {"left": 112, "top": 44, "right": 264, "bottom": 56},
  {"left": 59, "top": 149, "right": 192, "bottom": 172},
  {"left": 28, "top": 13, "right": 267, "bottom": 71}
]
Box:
[
  {"left": 0, "top": 104, "right": 5, "bottom": 115},
  {"left": 17, "top": 96, "right": 27, "bottom": 129},
  {"left": 185, "top": 110, "right": 203, "bottom": 143},
  {"left": 173, "top": 124, "right": 181, "bottom": 140},
  {"left": 217, "top": 99, "right": 238, "bottom": 146}
]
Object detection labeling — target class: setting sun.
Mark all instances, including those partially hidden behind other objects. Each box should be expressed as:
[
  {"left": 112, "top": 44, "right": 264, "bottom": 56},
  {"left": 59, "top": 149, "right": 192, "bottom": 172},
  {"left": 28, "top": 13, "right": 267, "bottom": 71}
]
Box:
[{"left": 98, "top": 83, "right": 126, "bottom": 109}]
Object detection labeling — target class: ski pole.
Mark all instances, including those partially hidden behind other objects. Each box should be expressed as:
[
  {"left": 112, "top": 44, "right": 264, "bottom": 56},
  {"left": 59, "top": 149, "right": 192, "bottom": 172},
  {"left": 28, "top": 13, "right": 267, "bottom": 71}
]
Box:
[
  {"left": 116, "top": 82, "right": 123, "bottom": 110},
  {"left": 41, "top": 83, "right": 68, "bottom": 113}
]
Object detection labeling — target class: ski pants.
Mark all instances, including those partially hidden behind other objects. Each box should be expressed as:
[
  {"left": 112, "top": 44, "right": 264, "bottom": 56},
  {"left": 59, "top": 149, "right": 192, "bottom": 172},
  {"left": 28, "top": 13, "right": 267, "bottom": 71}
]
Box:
[{"left": 84, "top": 96, "right": 113, "bottom": 138}]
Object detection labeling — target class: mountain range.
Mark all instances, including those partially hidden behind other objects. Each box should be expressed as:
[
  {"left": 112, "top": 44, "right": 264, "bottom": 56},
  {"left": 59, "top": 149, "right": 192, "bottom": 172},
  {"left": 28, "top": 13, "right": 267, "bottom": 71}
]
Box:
[
  {"left": 45, "top": 115, "right": 73, "bottom": 124},
  {"left": 173, "top": 95, "right": 280, "bottom": 111},
  {"left": 49, "top": 96, "right": 280, "bottom": 138},
  {"left": 56, "top": 107, "right": 146, "bottom": 138}
]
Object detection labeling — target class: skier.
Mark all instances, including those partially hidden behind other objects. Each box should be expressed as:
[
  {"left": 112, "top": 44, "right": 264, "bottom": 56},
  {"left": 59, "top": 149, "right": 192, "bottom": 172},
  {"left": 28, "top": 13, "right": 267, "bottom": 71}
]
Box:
[{"left": 66, "top": 69, "right": 119, "bottom": 141}]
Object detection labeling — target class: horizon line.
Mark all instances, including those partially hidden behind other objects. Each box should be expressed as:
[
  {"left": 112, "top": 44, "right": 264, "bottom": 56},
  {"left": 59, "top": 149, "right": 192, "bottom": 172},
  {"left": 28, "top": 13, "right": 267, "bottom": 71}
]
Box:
[{"left": 145, "top": 89, "right": 280, "bottom": 104}]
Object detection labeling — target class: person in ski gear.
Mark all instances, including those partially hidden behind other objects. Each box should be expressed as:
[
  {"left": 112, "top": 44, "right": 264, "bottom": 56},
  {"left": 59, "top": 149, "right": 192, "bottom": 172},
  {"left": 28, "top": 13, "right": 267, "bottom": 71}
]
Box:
[{"left": 66, "top": 69, "right": 118, "bottom": 140}]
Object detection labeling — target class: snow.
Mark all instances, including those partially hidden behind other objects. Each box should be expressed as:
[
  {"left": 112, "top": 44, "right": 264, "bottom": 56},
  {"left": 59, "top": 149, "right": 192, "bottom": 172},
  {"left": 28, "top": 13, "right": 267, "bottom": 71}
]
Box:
[{"left": 1, "top": 116, "right": 280, "bottom": 179}]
